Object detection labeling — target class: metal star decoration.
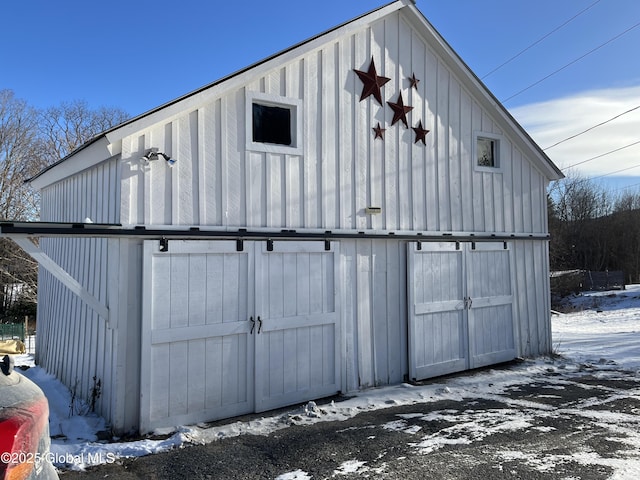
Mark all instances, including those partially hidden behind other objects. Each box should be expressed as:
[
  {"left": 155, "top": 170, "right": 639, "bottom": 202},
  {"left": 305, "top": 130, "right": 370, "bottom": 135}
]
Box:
[
  {"left": 373, "top": 122, "right": 386, "bottom": 140},
  {"left": 354, "top": 57, "right": 390, "bottom": 105},
  {"left": 412, "top": 120, "right": 430, "bottom": 144},
  {"left": 408, "top": 73, "right": 420, "bottom": 90},
  {"left": 387, "top": 92, "right": 413, "bottom": 128}
]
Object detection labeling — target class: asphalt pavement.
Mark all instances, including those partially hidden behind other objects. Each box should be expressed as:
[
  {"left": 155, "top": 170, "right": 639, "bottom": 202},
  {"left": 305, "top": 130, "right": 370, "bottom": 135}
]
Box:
[{"left": 59, "top": 362, "right": 640, "bottom": 479}]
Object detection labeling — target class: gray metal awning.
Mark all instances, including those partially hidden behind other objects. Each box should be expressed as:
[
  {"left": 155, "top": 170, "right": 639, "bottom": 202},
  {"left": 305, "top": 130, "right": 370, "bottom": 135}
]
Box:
[{"left": 1, "top": 221, "right": 550, "bottom": 328}]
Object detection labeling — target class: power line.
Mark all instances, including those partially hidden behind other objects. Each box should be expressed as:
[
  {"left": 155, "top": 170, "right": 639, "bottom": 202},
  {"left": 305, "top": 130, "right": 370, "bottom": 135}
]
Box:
[
  {"left": 612, "top": 181, "right": 640, "bottom": 193},
  {"left": 501, "top": 20, "right": 640, "bottom": 104},
  {"left": 591, "top": 163, "right": 640, "bottom": 180},
  {"left": 481, "top": 0, "right": 602, "bottom": 80},
  {"left": 563, "top": 140, "right": 640, "bottom": 169},
  {"left": 544, "top": 105, "right": 640, "bottom": 150}
]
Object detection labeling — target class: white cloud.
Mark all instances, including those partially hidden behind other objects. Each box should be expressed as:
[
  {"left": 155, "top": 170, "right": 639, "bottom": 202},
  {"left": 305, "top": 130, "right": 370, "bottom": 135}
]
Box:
[{"left": 511, "top": 85, "right": 640, "bottom": 178}]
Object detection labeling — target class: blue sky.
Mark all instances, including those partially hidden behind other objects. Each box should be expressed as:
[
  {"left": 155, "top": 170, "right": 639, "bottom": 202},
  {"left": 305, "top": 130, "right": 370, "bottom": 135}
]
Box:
[{"left": 2, "top": 0, "right": 640, "bottom": 192}]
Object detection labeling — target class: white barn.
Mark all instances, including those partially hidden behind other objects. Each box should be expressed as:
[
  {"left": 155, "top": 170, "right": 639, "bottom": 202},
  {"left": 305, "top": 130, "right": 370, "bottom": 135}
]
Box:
[{"left": 27, "top": 0, "right": 562, "bottom": 434}]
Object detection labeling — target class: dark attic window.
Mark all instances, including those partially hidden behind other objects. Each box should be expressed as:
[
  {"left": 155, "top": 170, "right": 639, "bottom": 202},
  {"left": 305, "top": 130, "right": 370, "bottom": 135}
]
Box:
[
  {"left": 477, "top": 136, "right": 497, "bottom": 168},
  {"left": 252, "top": 103, "right": 292, "bottom": 146},
  {"left": 474, "top": 132, "right": 503, "bottom": 172}
]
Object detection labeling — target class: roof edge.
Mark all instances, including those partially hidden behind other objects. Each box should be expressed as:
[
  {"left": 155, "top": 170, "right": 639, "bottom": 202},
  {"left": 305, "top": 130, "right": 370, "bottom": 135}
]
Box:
[{"left": 402, "top": 3, "right": 563, "bottom": 181}]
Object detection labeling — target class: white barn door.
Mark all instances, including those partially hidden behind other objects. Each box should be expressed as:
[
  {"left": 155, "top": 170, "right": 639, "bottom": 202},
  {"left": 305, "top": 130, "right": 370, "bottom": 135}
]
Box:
[
  {"left": 408, "top": 242, "right": 515, "bottom": 382},
  {"left": 467, "top": 243, "right": 515, "bottom": 368},
  {"left": 141, "top": 240, "right": 340, "bottom": 431},
  {"left": 254, "top": 241, "right": 340, "bottom": 412},
  {"left": 407, "top": 242, "right": 467, "bottom": 380},
  {"left": 141, "top": 241, "right": 254, "bottom": 433}
]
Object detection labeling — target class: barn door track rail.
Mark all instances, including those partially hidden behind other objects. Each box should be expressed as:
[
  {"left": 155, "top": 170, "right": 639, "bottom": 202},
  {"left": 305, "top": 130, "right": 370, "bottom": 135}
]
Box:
[
  {"left": 0, "top": 221, "right": 551, "bottom": 242},
  {"left": 0, "top": 221, "right": 548, "bottom": 329}
]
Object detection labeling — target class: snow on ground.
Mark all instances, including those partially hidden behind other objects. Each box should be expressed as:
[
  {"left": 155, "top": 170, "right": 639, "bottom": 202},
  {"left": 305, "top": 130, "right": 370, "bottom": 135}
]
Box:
[
  {"left": 11, "top": 285, "right": 640, "bottom": 476},
  {"left": 553, "top": 284, "right": 640, "bottom": 369}
]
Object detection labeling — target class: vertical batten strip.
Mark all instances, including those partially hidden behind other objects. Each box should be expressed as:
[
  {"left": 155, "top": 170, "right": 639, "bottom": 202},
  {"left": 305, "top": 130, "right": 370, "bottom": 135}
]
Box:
[
  {"left": 198, "top": 107, "right": 207, "bottom": 225},
  {"left": 339, "top": 38, "right": 354, "bottom": 230}
]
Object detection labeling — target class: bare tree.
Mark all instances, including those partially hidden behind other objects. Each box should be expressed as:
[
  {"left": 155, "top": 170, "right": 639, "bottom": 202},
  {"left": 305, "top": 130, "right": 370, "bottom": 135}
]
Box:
[
  {"left": 548, "top": 175, "right": 614, "bottom": 271},
  {"left": 0, "top": 89, "right": 41, "bottom": 220},
  {"left": 39, "top": 100, "right": 129, "bottom": 162},
  {"left": 0, "top": 91, "right": 129, "bottom": 320},
  {"left": 0, "top": 90, "right": 42, "bottom": 318}
]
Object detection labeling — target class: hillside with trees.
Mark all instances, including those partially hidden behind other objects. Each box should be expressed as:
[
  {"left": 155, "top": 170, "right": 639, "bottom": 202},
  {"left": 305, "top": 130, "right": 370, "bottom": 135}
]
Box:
[{"left": 549, "top": 175, "right": 640, "bottom": 284}]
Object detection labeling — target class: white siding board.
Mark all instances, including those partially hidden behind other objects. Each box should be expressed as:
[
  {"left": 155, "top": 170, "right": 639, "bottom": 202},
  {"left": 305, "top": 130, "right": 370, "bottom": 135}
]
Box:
[
  {"left": 437, "top": 61, "right": 450, "bottom": 231},
  {"left": 372, "top": 241, "right": 388, "bottom": 385},
  {"left": 304, "top": 51, "right": 321, "bottom": 228},
  {"left": 449, "top": 79, "right": 462, "bottom": 231},
  {"left": 460, "top": 90, "right": 474, "bottom": 231},
  {"left": 339, "top": 38, "right": 355, "bottom": 230},
  {"left": 354, "top": 29, "right": 370, "bottom": 231},
  {"left": 356, "top": 241, "right": 374, "bottom": 388},
  {"left": 247, "top": 152, "right": 265, "bottom": 227},
  {"left": 177, "top": 111, "right": 199, "bottom": 225},
  {"left": 380, "top": 17, "right": 396, "bottom": 231},
  {"left": 202, "top": 101, "right": 223, "bottom": 225},
  {"left": 286, "top": 156, "right": 303, "bottom": 228},
  {"left": 266, "top": 154, "right": 284, "bottom": 227},
  {"left": 322, "top": 44, "right": 338, "bottom": 229},
  {"left": 411, "top": 32, "right": 427, "bottom": 231},
  {"left": 119, "top": 137, "right": 133, "bottom": 224},
  {"left": 522, "top": 162, "right": 533, "bottom": 233},
  {"left": 424, "top": 49, "right": 439, "bottom": 231},
  {"left": 471, "top": 102, "right": 484, "bottom": 230},
  {"left": 398, "top": 19, "right": 413, "bottom": 231}
]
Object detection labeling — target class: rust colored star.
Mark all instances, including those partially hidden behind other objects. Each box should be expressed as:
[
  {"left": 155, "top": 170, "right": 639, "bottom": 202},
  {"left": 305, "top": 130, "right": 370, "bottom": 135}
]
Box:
[
  {"left": 354, "top": 57, "right": 390, "bottom": 105},
  {"left": 373, "top": 122, "right": 386, "bottom": 140},
  {"left": 408, "top": 73, "right": 420, "bottom": 90},
  {"left": 387, "top": 92, "right": 413, "bottom": 128},
  {"left": 412, "top": 120, "right": 430, "bottom": 145}
]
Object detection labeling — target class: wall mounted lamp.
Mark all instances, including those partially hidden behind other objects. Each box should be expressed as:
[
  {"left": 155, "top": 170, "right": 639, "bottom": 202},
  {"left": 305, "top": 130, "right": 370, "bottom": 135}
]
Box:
[{"left": 140, "top": 148, "right": 177, "bottom": 167}]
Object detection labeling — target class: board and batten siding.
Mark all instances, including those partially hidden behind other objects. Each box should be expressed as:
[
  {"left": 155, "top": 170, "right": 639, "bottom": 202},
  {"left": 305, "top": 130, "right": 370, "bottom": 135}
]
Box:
[
  {"left": 37, "top": 158, "right": 142, "bottom": 433},
  {"left": 118, "top": 12, "right": 550, "bottom": 236},
  {"left": 344, "top": 238, "right": 550, "bottom": 392}
]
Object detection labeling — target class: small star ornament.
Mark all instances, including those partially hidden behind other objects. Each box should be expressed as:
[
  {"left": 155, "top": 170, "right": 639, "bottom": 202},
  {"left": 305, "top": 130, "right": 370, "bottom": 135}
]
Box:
[
  {"left": 354, "top": 57, "right": 390, "bottom": 105},
  {"left": 373, "top": 122, "right": 386, "bottom": 140},
  {"left": 412, "top": 120, "right": 430, "bottom": 145},
  {"left": 387, "top": 92, "right": 413, "bottom": 128},
  {"left": 408, "top": 73, "right": 420, "bottom": 90}
]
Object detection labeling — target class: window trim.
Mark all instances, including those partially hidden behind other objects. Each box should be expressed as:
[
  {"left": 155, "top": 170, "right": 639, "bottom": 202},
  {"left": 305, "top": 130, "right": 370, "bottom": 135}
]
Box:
[
  {"left": 246, "top": 91, "right": 303, "bottom": 155},
  {"left": 473, "top": 131, "right": 504, "bottom": 172}
]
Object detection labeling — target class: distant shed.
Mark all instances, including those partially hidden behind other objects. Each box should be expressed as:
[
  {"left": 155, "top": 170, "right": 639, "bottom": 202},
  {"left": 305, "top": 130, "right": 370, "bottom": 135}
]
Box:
[{"left": 28, "top": 0, "right": 563, "bottom": 434}]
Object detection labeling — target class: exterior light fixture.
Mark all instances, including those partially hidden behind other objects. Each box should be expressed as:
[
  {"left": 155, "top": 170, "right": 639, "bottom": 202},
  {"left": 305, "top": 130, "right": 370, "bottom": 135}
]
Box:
[{"left": 140, "top": 148, "right": 177, "bottom": 167}]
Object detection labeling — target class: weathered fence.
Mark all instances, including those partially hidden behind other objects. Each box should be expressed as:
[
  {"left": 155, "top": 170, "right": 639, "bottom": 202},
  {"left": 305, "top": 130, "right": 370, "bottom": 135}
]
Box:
[
  {"left": 551, "top": 270, "right": 625, "bottom": 297},
  {"left": 0, "top": 322, "right": 25, "bottom": 341},
  {"left": 583, "top": 270, "right": 625, "bottom": 291}
]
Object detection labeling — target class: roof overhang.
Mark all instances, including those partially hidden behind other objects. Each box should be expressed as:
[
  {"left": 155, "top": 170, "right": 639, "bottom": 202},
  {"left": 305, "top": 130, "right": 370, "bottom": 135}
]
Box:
[{"left": 29, "top": 135, "right": 117, "bottom": 189}]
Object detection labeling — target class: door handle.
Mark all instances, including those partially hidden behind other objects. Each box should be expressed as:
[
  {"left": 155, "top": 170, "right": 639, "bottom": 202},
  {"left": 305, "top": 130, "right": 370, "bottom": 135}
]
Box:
[
  {"left": 250, "top": 316, "right": 255, "bottom": 334},
  {"left": 464, "top": 297, "right": 473, "bottom": 310},
  {"left": 257, "top": 316, "right": 262, "bottom": 334},
  {"left": 463, "top": 297, "right": 473, "bottom": 310}
]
